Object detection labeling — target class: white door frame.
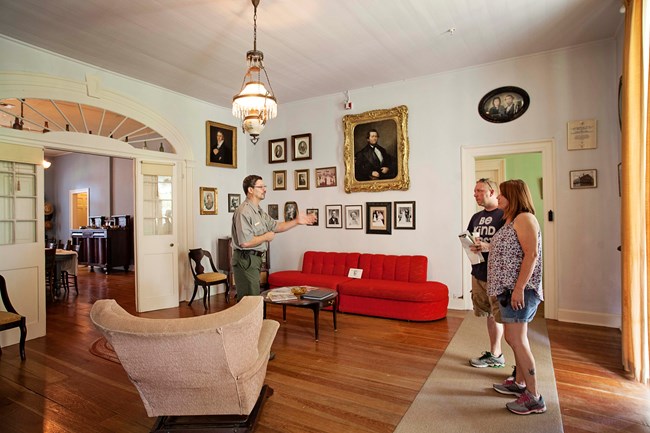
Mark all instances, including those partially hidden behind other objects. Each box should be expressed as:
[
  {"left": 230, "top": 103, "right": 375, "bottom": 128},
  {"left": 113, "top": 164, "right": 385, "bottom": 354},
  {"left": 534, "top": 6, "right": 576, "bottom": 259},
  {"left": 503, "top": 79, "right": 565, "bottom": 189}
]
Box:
[{"left": 460, "top": 139, "right": 558, "bottom": 320}]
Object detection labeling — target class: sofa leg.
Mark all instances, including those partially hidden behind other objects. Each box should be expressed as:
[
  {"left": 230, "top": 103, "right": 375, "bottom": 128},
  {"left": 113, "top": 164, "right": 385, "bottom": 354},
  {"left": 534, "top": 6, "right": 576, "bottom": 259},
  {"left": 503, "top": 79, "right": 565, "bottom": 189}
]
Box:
[{"left": 150, "top": 385, "right": 273, "bottom": 433}]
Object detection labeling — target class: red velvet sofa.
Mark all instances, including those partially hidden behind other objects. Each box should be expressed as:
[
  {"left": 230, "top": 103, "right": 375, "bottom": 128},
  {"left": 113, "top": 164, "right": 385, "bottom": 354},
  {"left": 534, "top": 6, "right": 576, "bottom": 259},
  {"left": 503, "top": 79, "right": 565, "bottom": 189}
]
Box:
[{"left": 268, "top": 251, "right": 448, "bottom": 321}]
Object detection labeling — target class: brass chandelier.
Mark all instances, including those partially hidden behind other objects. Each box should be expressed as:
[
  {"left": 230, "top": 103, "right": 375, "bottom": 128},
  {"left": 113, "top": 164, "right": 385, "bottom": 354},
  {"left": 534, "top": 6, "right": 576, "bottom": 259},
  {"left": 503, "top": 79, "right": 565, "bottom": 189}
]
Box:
[{"left": 232, "top": 0, "right": 277, "bottom": 145}]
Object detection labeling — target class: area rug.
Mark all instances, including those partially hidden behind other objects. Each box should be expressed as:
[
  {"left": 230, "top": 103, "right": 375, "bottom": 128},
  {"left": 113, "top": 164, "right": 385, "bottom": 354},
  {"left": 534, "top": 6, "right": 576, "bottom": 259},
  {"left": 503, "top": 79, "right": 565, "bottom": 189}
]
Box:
[
  {"left": 394, "top": 312, "right": 563, "bottom": 433},
  {"left": 89, "top": 337, "right": 120, "bottom": 364}
]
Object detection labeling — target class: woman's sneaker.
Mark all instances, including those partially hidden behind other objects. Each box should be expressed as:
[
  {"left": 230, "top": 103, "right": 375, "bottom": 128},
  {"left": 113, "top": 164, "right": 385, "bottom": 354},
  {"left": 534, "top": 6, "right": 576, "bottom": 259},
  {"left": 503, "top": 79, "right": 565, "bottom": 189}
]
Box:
[
  {"left": 493, "top": 379, "right": 526, "bottom": 396},
  {"left": 469, "top": 351, "right": 505, "bottom": 368},
  {"left": 506, "top": 390, "right": 547, "bottom": 415}
]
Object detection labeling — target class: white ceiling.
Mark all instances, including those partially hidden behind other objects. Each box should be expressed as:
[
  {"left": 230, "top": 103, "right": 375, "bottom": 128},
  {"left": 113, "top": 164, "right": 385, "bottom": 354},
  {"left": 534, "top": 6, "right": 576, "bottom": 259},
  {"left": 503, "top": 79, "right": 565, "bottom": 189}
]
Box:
[{"left": 0, "top": 0, "right": 624, "bottom": 109}]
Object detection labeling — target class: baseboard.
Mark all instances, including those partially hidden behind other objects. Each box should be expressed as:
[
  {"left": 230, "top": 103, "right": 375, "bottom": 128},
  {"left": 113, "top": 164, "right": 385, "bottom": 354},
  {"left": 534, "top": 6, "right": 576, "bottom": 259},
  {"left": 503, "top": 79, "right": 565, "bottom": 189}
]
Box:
[{"left": 557, "top": 308, "right": 621, "bottom": 329}]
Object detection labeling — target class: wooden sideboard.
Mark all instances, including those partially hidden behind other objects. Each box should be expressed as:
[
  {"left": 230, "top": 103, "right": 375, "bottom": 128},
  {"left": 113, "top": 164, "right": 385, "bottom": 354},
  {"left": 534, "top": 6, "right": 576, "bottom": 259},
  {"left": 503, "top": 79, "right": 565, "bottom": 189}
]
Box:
[{"left": 71, "top": 215, "right": 133, "bottom": 273}]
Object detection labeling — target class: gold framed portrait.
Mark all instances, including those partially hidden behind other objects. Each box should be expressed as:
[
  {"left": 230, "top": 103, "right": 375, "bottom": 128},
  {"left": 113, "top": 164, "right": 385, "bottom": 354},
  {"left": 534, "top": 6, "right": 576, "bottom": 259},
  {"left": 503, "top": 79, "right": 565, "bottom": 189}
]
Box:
[
  {"left": 199, "top": 187, "right": 218, "bottom": 215},
  {"left": 343, "top": 105, "right": 410, "bottom": 193},
  {"left": 206, "top": 121, "right": 237, "bottom": 168}
]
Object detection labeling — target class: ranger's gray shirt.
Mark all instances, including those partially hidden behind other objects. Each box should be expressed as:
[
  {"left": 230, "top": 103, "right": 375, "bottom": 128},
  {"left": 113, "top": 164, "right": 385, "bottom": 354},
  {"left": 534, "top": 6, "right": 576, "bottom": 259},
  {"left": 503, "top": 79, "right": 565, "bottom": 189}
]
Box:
[{"left": 231, "top": 199, "right": 278, "bottom": 252}]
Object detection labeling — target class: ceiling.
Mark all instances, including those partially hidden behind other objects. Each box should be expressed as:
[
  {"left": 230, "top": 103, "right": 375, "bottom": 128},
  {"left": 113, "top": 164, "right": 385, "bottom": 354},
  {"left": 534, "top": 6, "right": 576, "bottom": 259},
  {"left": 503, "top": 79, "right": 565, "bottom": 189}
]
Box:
[{"left": 0, "top": 0, "right": 625, "bottom": 111}]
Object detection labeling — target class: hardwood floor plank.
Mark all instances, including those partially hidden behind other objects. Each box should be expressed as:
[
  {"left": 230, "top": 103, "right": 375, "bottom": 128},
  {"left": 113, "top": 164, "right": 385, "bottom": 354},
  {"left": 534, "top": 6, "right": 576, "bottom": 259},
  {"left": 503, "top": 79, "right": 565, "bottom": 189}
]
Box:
[{"left": 0, "top": 268, "right": 647, "bottom": 433}]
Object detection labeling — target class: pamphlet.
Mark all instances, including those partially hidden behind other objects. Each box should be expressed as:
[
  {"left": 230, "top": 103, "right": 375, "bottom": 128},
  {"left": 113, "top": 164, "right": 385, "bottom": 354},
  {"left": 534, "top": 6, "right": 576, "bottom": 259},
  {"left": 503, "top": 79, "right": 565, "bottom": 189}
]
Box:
[
  {"left": 266, "top": 291, "right": 296, "bottom": 301},
  {"left": 348, "top": 268, "right": 363, "bottom": 279},
  {"left": 458, "top": 230, "right": 484, "bottom": 265}
]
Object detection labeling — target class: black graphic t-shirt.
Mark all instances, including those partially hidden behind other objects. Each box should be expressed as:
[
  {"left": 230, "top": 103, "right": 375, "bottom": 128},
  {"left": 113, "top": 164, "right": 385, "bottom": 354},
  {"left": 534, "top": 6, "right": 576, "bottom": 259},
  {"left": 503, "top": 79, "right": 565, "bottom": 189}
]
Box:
[{"left": 467, "top": 208, "right": 505, "bottom": 282}]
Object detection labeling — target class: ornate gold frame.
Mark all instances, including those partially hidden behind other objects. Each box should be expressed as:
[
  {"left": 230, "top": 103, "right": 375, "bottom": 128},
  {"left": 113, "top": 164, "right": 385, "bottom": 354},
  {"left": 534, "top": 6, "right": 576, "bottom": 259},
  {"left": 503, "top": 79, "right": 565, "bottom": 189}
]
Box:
[{"left": 343, "top": 105, "right": 410, "bottom": 193}]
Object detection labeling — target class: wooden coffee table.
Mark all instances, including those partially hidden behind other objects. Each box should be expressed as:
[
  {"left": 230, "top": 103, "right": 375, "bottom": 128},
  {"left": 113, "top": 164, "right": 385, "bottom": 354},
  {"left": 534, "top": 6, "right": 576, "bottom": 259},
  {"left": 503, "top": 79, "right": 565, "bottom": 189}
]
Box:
[{"left": 260, "top": 287, "right": 338, "bottom": 341}]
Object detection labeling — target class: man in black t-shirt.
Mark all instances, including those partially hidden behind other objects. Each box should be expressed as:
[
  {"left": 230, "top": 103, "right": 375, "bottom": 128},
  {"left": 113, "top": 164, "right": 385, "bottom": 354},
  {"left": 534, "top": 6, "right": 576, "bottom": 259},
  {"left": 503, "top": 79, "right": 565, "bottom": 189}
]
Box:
[{"left": 467, "top": 178, "right": 506, "bottom": 368}]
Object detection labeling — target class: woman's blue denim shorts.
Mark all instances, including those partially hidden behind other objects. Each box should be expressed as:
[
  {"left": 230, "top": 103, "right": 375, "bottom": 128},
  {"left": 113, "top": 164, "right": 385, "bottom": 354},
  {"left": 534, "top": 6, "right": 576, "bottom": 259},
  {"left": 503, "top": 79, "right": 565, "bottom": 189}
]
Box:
[{"left": 496, "top": 289, "right": 541, "bottom": 323}]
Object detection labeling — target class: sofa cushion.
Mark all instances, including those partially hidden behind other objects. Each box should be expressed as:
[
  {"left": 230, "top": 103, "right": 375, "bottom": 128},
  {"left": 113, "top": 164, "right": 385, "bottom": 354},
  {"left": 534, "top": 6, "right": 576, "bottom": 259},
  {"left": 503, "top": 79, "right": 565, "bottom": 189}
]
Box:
[
  {"left": 268, "top": 271, "right": 351, "bottom": 291},
  {"left": 302, "top": 251, "right": 360, "bottom": 276},
  {"left": 338, "top": 279, "right": 448, "bottom": 302},
  {"left": 358, "top": 254, "right": 427, "bottom": 283}
]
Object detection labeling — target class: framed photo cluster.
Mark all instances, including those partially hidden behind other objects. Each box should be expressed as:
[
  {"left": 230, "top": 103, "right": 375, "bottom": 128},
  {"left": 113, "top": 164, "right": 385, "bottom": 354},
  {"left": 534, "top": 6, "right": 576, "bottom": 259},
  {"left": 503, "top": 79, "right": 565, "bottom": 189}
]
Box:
[
  {"left": 311, "top": 201, "right": 415, "bottom": 232},
  {"left": 268, "top": 133, "right": 313, "bottom": 163}
]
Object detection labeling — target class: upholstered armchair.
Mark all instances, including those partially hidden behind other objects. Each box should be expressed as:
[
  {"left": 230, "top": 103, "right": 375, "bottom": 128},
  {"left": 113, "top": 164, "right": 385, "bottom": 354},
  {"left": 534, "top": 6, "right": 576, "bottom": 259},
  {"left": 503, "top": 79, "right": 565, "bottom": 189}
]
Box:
[{"left": 90, "top": 296, "right": 279, "bottom": 432}]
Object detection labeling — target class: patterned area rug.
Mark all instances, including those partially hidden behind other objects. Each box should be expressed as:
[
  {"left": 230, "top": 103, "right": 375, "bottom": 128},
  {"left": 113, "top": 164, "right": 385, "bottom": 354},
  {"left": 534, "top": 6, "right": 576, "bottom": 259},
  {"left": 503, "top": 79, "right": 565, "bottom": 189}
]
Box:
[{"left": 89, "top": 337, "right": 120, "bottom": 364}]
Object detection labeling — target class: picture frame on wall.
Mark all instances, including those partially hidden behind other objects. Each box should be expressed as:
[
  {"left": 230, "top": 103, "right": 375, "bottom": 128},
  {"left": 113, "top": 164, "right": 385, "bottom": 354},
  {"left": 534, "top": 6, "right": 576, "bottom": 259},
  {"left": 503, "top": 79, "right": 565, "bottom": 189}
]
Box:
[
  {"left": 227, "top": 193, "right": 241, "bottom": 213},
  {"left": 325, "top": 205, "right": 343, "bottom": 228},
  {"left": 284, "top": 201, "right": 298, "bottom": 221},
  {"left": 273, "top": 170, "right": 287, "bottom": 190},
  {"left": 570, "top": 169, "right": 598, "bottom": 189},
  {"left": 366, "top": 202, "right": 391, "bottom": 235},
  {"left": 206, "top": 121, "right": 237, "bottom": 168},
  {"left": 394, "top": 201, "right": 415, "bottom": 229},
  {"left": 478, "top": 86, "right": 530, "bottom": 124},
  {"left": 268, "top": 138, "right": 287, "bottom": 164},
  {"left": 268, "top": 204, "right": 279, "bottom": 220},
  {"left": 343, "top": 105, "right": 410, "bottom": 193},
  {"left": 306, "top": 208, "right": 319, "bottom": 226},
  {"left": 315, "top": 166, "right": 337, "bottom": 188},
  {"left": 345, "top": 205, "right": 363, "bottom": 230},
  {"left": 294, "top": 169, "right": 310, "bottom": 190},
  {"left": 291, "top": 133, "right": 312, "bottom": 161},
  {"left": 199, "top": 187, "right": 218, "bottom": 215}
]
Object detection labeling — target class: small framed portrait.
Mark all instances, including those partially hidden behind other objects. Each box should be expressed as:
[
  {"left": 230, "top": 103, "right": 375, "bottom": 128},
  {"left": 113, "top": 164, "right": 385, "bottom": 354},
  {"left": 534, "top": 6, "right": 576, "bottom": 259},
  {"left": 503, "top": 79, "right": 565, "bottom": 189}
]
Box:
[
  {"left": 268, "top": 138, "right": 287, "bottom": 163},
  {"left": 315, "top": 166, "right": 337, "bottom": 188},
  {"left": 570, "top": 169, "right": 597, "bottom": 189},
  {"left": 199, "top": 187, "right": 218, "bottom": 215},
  {"left": 343, "top": 105, "right": 410, "bottom": 193},
  {"left": 295, "top": 169, "right": 310, "bottom": 190},
  {"left": 394, "top": 201, "right": 416, "bottom": 230},
  {"left": 227, "top": 193, "right": 241, "bottom": 213},
  {"left": 478, "top": 86, "right": 530, "bottom": 124},
  {"left": 345, "top": 205, "right": 363, "bottom": 230},
  {"left": 306, "top": 208, "right": 319, "bottom": 226},
  {"left": 366, "top": 202, "right": 391, "bottom": 235},
  {"left": 291, "top": 133, "right": 312, "bottom": 161},
  {"left": 268, "top": 204, "right": 279, "bottom": 220},
  {"left": 325, "top": 205, "right": 342, "bottom": 228},
  {"left": 206, "top": 121, "right": 237, "bottom": 168},
  {"left": 284, "top": 201, "right": 298, "bottom": 221},
  {"left": 273, "top": 170, "right": 287, "bottom": 191}
]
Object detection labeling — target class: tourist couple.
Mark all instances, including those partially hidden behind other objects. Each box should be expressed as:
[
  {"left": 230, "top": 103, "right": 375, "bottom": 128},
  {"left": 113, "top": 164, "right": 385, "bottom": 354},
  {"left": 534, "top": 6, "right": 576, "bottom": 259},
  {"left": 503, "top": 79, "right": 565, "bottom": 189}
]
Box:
[{"left": 467, "top": 178, "right": 546, "bottom": 415}]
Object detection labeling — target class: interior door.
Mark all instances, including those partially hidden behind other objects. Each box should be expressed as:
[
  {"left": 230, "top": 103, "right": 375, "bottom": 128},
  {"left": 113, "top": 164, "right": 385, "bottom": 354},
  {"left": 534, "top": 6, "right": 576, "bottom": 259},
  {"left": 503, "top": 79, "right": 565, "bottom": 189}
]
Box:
[
  {"left": 135, "top": 160, "right": 178, "bottom": 312},
  {"left": 0, "top": 143, "right": 46, "bottom": 343}
]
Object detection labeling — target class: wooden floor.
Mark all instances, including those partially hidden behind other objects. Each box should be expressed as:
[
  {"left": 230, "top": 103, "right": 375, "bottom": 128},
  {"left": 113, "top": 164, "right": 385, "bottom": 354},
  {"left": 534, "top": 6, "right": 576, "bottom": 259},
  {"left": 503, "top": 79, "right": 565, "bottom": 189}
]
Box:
[{"left": 1, "top": 268, "right": 648, "bottom": 433}]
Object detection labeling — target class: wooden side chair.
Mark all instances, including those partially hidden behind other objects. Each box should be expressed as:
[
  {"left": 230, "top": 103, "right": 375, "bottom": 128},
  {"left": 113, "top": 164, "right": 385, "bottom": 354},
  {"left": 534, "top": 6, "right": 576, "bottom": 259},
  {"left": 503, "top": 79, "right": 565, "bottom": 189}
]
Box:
[
  {"left": 188, "top": 248, "right": 229, "bottom": 310},
  {"left": 44, "top": 247, "right": 57, "bottom": 300},
  {"left": 61, "top": 243, "right": 80, "bottom": 295},
  {"left": 0, "top": 275, "right": 27, "bottom": 360}
]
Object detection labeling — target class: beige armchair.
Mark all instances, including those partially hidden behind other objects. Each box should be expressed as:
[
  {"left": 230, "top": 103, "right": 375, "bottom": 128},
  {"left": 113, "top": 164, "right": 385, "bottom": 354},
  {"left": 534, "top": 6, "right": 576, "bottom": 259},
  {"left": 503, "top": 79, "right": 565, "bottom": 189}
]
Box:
[{"left": 90, "top": 296, "right": 279, "bottom": 432}]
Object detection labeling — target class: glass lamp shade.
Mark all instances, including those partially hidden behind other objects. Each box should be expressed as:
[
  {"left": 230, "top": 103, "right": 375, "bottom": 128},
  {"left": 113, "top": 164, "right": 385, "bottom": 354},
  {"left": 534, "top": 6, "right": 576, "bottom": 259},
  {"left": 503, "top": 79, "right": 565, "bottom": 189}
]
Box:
[{"left": 232, "top": 82, "right": 277, "bottom": 121}]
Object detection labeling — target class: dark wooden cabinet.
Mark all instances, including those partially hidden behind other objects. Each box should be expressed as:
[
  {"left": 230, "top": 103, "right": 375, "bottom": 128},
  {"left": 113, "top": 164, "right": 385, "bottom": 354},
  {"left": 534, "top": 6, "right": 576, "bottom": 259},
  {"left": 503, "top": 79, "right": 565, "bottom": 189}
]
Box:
[
  {"left": 71, "top": 215, "right": 133, "bottom": 273},
  {"left": 217, "top": 237, "right": 270, "bottom": 289}
]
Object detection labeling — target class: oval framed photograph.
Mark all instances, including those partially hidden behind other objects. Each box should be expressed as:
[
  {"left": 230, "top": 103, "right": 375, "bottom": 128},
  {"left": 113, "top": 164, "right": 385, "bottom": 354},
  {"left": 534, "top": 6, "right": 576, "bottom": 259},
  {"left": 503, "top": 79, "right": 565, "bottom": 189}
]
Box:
[{"left": 478, "top": 86, "right": 530, "bottom": 123}]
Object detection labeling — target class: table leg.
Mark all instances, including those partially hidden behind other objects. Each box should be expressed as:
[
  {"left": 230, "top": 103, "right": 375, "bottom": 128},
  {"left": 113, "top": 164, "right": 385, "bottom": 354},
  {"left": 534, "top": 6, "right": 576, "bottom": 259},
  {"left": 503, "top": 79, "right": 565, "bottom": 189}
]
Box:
[
  {"left": 282, "top": 305, "right": 287, "bottom": 322},
  {"left": 263, "top": 302, "right": 267, "bottom": 319},
  {"left": 333, "top": 297, "right": 338, "bottom": 331},
  {"left": 310, "top": 304, "right": 320, "bottom": 341}
]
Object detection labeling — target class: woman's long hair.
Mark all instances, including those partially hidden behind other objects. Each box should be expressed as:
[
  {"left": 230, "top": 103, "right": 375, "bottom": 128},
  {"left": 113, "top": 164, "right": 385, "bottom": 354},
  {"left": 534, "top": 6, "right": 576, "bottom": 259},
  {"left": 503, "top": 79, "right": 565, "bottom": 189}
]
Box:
[{"left": 499, "top": 179, "right": 535, "bottom": 221}]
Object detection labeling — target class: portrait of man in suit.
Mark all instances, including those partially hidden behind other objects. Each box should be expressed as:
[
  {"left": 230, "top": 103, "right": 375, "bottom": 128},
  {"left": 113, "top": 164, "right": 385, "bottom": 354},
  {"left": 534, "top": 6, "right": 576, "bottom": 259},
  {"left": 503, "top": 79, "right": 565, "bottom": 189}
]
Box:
[
  {"left": 354, "top": 122, "right": 397, "bottom": 182},
  {"left": 206, "top": 121, "right": 237, "bottom": 168},
  {"left": 343, "top": 105, "right": 409, "bottom": 193}
]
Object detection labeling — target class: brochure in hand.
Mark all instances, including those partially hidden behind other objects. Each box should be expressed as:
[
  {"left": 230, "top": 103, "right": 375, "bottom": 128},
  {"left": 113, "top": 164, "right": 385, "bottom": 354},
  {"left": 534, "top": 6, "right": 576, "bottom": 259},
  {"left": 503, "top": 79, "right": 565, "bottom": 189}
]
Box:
[{"left": 458, "top": 230, "right": 484, "bottom": 265}]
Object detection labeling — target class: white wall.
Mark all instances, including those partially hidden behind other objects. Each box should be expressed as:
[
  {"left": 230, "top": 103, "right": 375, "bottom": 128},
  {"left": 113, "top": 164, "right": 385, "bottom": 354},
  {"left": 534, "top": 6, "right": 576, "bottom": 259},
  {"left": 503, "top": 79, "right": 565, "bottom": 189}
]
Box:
[
  {"left": 2, "top": 35, "right": 622, "bottom": 327},
  {"left": 251, "top": 39, "right": 621, "bottom": 327}
]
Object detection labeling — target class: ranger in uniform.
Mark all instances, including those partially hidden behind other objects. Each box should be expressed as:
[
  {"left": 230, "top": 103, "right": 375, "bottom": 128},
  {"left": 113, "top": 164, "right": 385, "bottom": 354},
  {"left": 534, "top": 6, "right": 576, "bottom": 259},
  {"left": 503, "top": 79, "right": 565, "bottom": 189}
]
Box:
[{"left": 231, "top": 175, "right": 315, "bottom": 300}]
